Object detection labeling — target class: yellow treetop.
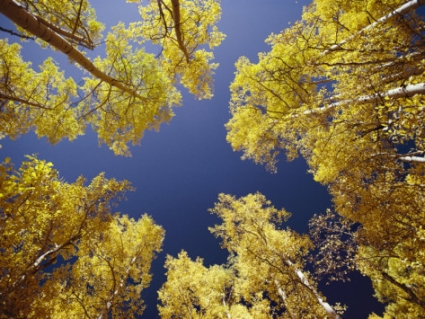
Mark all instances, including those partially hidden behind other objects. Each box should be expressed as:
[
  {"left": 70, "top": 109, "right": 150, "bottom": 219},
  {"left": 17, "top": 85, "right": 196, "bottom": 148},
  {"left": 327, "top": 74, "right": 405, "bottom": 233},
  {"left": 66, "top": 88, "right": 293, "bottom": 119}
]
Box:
[
  {"left": 226, "top": 0, "right": 425, "bottom": 316},
  {"left": 159, "top": 193, "right": 343, "bottom": 318},
  {"left": 0, "top": 157, "right": 164, "bottom": 318},
  {"left": 0, "top": 0, "right": 224, "bottom": 155}
]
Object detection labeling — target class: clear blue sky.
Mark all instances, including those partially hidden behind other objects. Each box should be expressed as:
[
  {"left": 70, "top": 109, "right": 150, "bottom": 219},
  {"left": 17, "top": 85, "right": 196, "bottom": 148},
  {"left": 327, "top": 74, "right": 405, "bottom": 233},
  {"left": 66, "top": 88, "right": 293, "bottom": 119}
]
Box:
[{"left": 1, "top": 1, "right": 384, "bottom": 317}]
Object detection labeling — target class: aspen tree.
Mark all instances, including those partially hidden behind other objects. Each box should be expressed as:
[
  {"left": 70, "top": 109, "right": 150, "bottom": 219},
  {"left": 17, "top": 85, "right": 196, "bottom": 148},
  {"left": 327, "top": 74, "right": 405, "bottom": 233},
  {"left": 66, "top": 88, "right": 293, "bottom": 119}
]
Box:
[
  {"left": 0, "top": 157, "right": 164, "bottom": 318},
  {"left": 226, "top": 1, "right": 425, "bottom": 316},
  {"left": 0, "top": 0, "right": 224, "bottom": 155},
  {"left": 159, "top": 193, "right": 343, "bottom": 318}
]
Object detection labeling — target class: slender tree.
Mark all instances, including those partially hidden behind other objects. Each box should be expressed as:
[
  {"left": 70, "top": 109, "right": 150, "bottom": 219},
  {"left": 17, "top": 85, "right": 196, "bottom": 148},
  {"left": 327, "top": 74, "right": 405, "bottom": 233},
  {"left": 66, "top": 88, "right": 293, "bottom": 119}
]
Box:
[
  {"left": 159, "top": 193, "right": 343, "bottom": 318},
  {"left": 227, "top": 0, "right": 425, "bottom": 172},
  {"left": 226, "top": 1, "right": 425, "bottom": 316},
  {"left": 0, "top": 0, "right": 224, "bottom": 155},
  {"left": 0, "top": 157, "right": 164, "bottom": 318}
]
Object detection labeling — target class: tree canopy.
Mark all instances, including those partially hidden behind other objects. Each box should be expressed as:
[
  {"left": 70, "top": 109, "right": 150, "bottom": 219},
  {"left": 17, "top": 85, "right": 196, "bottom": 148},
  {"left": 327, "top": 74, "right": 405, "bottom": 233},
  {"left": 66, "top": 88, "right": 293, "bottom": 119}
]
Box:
[
  {"left": 226, "top": 0, "right": 425, "bottom": 317},
  {"left": 0, "top": 156, "right": 164, "bottom": 318},
  {"left": 2, "top": 0, "right": 425, "bottom": 317},
  {"left": 159, "top": 193, "right": 343, "bottom": 319},
  {"left": 0, "top": 0, "right": 224, "bottom": 155}
]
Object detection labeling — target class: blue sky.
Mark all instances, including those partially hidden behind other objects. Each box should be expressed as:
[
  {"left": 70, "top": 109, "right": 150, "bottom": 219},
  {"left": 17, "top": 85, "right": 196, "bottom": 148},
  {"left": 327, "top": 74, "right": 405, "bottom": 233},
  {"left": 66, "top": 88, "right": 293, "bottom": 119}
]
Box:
[{"left": 1, "top": 1, "right": 384, "bottom": 317}]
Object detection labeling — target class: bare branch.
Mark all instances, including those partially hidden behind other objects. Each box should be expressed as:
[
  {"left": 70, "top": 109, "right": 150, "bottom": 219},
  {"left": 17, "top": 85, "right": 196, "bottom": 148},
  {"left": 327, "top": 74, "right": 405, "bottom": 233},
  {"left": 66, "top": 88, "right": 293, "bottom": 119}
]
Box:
[{"left": 0, "top": 25, "right": 34, "bottom": 39}]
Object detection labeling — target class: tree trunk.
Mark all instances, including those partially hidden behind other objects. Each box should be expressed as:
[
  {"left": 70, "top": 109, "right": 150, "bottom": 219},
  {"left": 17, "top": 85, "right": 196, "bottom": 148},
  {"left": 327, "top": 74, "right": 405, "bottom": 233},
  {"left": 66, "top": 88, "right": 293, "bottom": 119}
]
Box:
[
  {"left": 170, "top": 0, "right": 190, "bottom": 62},
  {"left": 321, "top": 0, "right": 425, "bottom": 56},
  {"left": 398, "top": 155, "right": 425, "bottom": 163},
  {"left": 0, "top": 0, "right": 147, "bottom": 101},
  {"left": 97, "top": 256, "right": 138, "bottom": 319},
  {"left": 274, "top": 279, "right": 296, "bottom": 319},
  {"left": 284, "top": 259, "right": 341, "bottom": 319},
  {"left": 302, "top": 82, "right": 425, "bottom": 116}
]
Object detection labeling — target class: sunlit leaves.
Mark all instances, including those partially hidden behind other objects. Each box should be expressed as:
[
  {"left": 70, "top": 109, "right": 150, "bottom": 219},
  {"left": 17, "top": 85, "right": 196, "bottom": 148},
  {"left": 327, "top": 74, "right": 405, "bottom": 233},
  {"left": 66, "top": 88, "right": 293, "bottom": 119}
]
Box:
[
  {"left": 0, "top": 40, "right": 81, "bottom": 143},
  {"left": 78, "top": 24, "right": 181, "bottom": 156},
  {"left": 1, "top": 0, "right": 224, "bottom": 154},
  {"left": 227, "top": 0, "right": 425, "bottom": 172},
  {"left": 159, "top": 193, "right": 341, "bottom": 318},
  {"left": 134, "top": 0, "right": 225, "bottom": 99},
  {"left": 0, "top": 157, "right": 164, "bottom": 318},
  {"left": 45, "top": 214, "right": 164, "bottom": 319},
  {"left": 226, "top": 1, "right": 425, "bottom": 316},
  {"left": 15, "top": 0, "right": 104, "bottom": 49},
  {"left": 158, "top": 251, "right": 235, "bottom": 319},
  {"left": 209, "top": 193, "right": 341, "bottom": 318}
]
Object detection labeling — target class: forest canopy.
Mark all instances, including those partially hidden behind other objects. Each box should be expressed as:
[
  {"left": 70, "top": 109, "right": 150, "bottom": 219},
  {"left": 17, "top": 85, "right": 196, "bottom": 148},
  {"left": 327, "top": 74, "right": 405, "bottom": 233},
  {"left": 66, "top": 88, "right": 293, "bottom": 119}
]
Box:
[
  {"left": 1, "top": 0, "right": 425, "bottom": 318},
  {"left": 0, "top": 0, "right": 224, "bottom": 155},
  {"left": 226, "top": 0, "right": 425, "bottom": 317}
]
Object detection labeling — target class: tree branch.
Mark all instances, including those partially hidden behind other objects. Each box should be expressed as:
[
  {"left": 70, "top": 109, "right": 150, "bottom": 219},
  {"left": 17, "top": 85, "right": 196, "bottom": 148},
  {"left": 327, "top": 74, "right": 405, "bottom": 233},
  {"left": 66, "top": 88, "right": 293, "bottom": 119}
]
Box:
[
  {"left": 170, "top": 0, "right": 190, "bottom": 63},
  {"left": 321, "top": 0, "right": 425, "bottom": 56},
  {"left": 0, "top": 92, "right": 53, "bottom": 109},
  {"left": 302, "top": 82, "right": 425, "bottom": 116},
  {"left": 0, "top": 25, "right": 34, "bottom": 39},
  {"left": 381, "top": 271, "right": 425, "bottom": 309},
  {"left": 0, "top": 0, "right": 148, "bottom": 101}
]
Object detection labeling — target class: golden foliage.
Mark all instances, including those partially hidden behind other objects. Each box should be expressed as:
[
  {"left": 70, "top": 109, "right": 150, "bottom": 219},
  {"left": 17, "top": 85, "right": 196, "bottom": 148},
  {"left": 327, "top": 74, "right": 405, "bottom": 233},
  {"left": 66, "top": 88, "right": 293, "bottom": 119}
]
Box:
[
  {"left": 226, "top": 0, "right": 425, "bottom": 316},
  {"left": 159, "top": 193, "right": 341, "bottom": 318},
  {"left": 0, "top": 157, "right": 164, "bottom": 318},
  {"left": 0, "top": 0, "right": 224, "bottom": 154}
]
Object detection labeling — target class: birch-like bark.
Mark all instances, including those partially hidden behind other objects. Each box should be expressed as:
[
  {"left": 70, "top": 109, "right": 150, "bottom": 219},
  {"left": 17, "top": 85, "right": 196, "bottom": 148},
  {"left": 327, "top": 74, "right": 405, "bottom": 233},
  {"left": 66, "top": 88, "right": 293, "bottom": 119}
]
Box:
[
  {"left": 302, "top": 82, "right": 425, "bottom": 116},
  {"left": 398, "top": 155, "right": 425, "bottom": 163},
  {"left": 222, "top": 295, "right": 232, "bottom": 319},
  {"left": 274, "top": 279, "right": 296, "bottom": 319},
  {"left": 332, "top": 82, "right": 425, "bottom": 107},
  {"left": 321, "top": 0, "right": 425, "bottom": 56},
  {"left": 0, "top": 0, "right": 147, "bottom": 101},
  {"left": 283, "top": 259, "right": 341, "bottom": 319},
  {"left": 0, "top": 233, "right": 80, "bottom": 300}
]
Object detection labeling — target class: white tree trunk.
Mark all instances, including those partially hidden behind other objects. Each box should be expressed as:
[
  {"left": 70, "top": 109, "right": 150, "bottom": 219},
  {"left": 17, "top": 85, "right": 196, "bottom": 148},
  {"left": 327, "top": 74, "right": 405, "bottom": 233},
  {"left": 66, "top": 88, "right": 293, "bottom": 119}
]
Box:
[
  {"left": 274, "top": 279, "right": 297, "bottom": 319},
  {"left": 399, "top": 155, "right": 425, "bottom": 163},
  {"left": 322, "top": 0, "right": 425, "bottom": 56},
  {"left": 97, "top": 256, "right": 137, "bottom": 319},
  {"left": 222, "top": 295, "right": 232, "bottom": 319},
  {"left": 336, "top": 82, "right": 425, "bottom": 107},
  {"left": 284, "top": 259, "right": 341, "bottom": 319},
  {"left": 302, "top": 82, "right": 425, "bottom": 116}
]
